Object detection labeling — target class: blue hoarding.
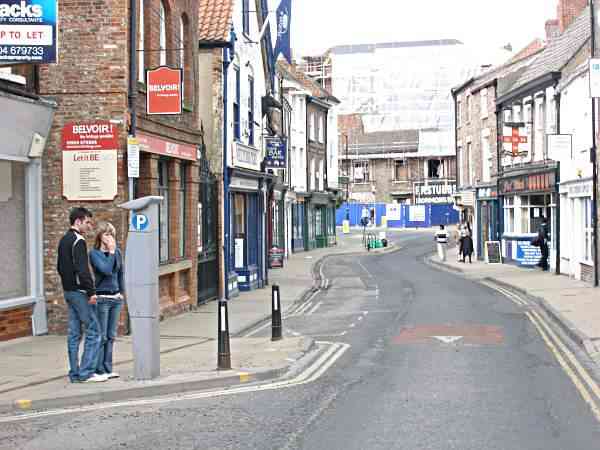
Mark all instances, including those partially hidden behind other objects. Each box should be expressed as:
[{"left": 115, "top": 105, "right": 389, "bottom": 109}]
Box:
[
  {"left": 0, "top": 0, "right": 57, "bottom": 63},
  {"left": 265, "top": 137, "right": 286, "bottom": 168}
]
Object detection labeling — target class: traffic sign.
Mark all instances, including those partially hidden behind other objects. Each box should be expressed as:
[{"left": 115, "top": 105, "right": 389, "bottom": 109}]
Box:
[{"left": 131, "top": 213, "right": 149, "bottom": 231}]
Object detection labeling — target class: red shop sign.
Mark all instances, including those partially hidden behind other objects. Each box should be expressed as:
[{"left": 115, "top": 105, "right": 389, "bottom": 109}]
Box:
[
  {"left": 137, "top": 132, "right": 197, "bottom": 161},
  {"left": 146, "top": 66, "right": 182, "bottom": 115},
  {"left": 61, "top": 121, "right": 120, "bottom": 151}
]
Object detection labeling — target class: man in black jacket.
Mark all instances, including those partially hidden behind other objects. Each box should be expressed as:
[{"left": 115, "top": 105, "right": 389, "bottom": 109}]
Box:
[{"left": 57, "top": 207, "right": 107, "bottom": 383}]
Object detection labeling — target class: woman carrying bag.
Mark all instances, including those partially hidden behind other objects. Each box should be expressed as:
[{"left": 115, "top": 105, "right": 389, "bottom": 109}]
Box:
[{"left": 90, "top": 222, "right": 125, "bottom": 379}]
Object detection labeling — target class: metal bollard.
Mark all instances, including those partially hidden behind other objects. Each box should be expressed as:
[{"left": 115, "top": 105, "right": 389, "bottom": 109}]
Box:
[
  {"left": 272, "top": 284, "right": 282, "bottom": 341},
  {"left": 217, "top": 299, "right": 231, "bottom": 370}
]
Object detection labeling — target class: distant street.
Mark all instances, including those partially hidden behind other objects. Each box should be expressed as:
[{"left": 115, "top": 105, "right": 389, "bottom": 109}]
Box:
[{"left": 2, "top": 231, "right": 600, "bottom": 450}]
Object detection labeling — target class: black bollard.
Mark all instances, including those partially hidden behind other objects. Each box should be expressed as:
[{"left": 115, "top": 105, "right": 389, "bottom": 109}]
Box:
[
  {"left": 272, "top": 284, "right": 282, "bottom": 341},
  {"left": 217, "top": 299, "right": 231, "bottom": 370}
]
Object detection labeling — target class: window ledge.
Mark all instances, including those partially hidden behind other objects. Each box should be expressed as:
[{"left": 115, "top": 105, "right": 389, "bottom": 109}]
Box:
[
  {"left": 159, "top": 259, "right": 193, "bottom": 276},
  {"left": 0, "top": 295, "right": 38, "bottom": 311}
]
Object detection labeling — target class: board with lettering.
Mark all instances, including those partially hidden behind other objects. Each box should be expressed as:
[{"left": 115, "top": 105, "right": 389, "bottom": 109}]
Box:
[
  {"left": 516, "top": 241, "right": 541, "bottom": 267},
  {"left": 485, "top": 241, "right": 502, "bottom": 264}
]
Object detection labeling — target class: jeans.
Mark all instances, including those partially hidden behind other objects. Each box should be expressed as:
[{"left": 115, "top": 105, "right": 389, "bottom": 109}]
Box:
[
  {"left": 96, "top": 297, "right": 123, "bottom": 375},
  {"left": 64, "top": 291, "right": 102, "bottom": 381}
]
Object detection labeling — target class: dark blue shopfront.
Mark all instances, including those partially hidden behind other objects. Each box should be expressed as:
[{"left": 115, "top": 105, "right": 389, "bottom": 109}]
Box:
[{"left": 229, "top": 175, "right": 264, "bottom": 292}]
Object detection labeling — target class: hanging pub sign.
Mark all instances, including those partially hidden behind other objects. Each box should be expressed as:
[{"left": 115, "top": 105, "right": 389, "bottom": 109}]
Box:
[
  {"left": 146, "top": 66, "right": 182, "bottom": 115},
  {"left": 264, "top": 137, "right": 287, "bottom": 168},
  {"left": 0, "top": 0, "right": 58, "bottom": 63},
  {"left": 61, "top": 121, "right": 119, "bottom": 201},
  {"left": 502, "top": 123, "right": 530, "bottom": 158}
]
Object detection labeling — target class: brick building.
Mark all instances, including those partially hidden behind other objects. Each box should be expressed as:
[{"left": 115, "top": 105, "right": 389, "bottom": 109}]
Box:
[{"left": 0, "top": 0, "right": 205, "bottom": 341}]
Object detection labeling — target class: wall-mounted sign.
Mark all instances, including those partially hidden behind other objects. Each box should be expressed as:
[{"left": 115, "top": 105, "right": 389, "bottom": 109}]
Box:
[
  {"left": 547, "top": 134, "right": 572, "bottom": 160},
  {"left": 146, "top": 66, "right": 182, "bottom": 115},
  {"left": 0, "top": 0, "right": 57, "bottom": 63},
  {"left": 477, "top": 187, "right": 497, "bottom": 199},
  {"left": 230, "top": 176, "right": 258, "bottom": 192},
  {"left": 502, "top": 124, "right": 530, "bottom": 160},
  {"left": 61, "top": 121, "right": 119, "bottom": 151},
  {"left": 264, "top": 137, "right": 286, "bottom": 168},
  {"left": 499, "top": 171, "right": 556, "bottom": 195},
  {"left": 127, "top": 136, "right": 140, "bottom": 178},
  {"left": 62, "top": 149, "right": 118, "bottom": 201},
  {"left": 386, "top": 203, "right": 401, "bottom": 221},
  {"left": 414, "top": 181, "right": 456, "bottom": 204},
  {"left": 409, "top": 205, "right": 426, "bottom": 223},
  {"left": 232, "top": 141, "right": 261, "bottom": 171},
  {"left": 137, "top": 132, "right": 196, "bottom": 161}
]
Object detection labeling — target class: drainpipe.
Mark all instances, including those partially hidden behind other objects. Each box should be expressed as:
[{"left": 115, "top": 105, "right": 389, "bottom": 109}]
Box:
[
  {"left": 128, "top": 0, "right": 138, "bottom": 202},
  {"left": 555, "top": 91, "right": 562, "bottom": 275},
  {"left": 223, "top": 32, "right": 235, "bottom": 299},
  {"left": 591, "top": 0, "right": 599, "bottom": 286},
  {"left": 496, "top": 102, "right": 503, "bottom": 243}
]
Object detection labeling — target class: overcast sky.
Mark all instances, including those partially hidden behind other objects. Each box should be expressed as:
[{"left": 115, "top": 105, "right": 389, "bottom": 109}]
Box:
[{"left": 292, "top": 0, "right": 558, "bottom": 56}]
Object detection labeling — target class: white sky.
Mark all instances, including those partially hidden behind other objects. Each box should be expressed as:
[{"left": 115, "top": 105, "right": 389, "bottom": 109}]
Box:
[{"left": 292, "top": 0, "right": 559, "bottom": 56}]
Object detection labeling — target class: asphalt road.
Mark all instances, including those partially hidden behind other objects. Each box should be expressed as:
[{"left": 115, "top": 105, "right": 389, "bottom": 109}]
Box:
[{"left": 2, "top": 230, "right": 600, "bottom": 450}]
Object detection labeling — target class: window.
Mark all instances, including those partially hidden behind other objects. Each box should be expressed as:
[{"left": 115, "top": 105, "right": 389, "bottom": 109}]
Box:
[
  {"left": 318, "top": 115, "right": 324, "bottom": 143},
  {"left": 480, "top": 88, "right": 488, "bottom": 119},
  {"left": 242, "top": 0, "right": 250, "bottom": 35},
  {"left": 428, "top": 159, "right": 441, "bottom": 179},
  {"left": 318, "top": 160, "right": 324, "bottom": 190},
  {"left": 179, "top": 15, "right": 187, "bottom": 101},
  {"left": 457, "top": 100, "right": 462, "bottom": 127},
  {"left": 310, "top": 158, "right": 316, "bottom": 190},
  {"left": 248, "top": 75, "right": 255, "bottom": 145},
  {"left": 503, "top": 108, "right": 512, "bottom": 124},
  {"left": 457, "top": 146, "right": 463, "bottom": 185},
  {"left": 138, "top": 0, "right": 145, "bottom": 82},
  {"left": 353, "top": 160, "right": 369, "bottom": 183},
  {"left": 481, "top": 134, "right": 491, "bottom": 182},
  {"left": 504, "top": 196, "right": 515, "bottom": 233},
  {"left": 178, "top": 164, "right": 187, "bottom": 258},
  {"left": 466, "top": 95, "right": 472, "bottom": 122},
  {"left": 394, "top": 160, "right": 406, "bottom": 181},
  {"left": 159, "top": 1, "right": 167, "bottom": 66},
  {"left": 309, "top": 113, "right": 316, "bottom": 141},
  {"left": 234, "top": 66, "right": 241, "bottom": 140},
  {"left": 233, "top": 194, "right": 246, "bottom": 268},
  {"left": 466, "top": 143, "right": 472, "bottom": 185},
  {"left": 524, "top": 102, "right": 532, "bottom": 123},
  {"left": 584, "top": 198, "right": 593, "bottom": 261},
  {"left": 513, "top": 104, "right": 521, "bottom": 123},
  {"left": 158, "top": 160, "right": 170, "bottom": 263}
]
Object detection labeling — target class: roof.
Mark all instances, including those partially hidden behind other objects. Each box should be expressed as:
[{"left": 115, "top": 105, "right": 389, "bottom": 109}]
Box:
[
  {"left": 198, "top": 0, "right": 234, "bottom": 43},
  {"left": 498, "top": 6, "right": 591, "bottom": 99},
  {"left": 330, "top": 39, "right": 463, "bottom": 55},
  {"left": 277, "top": 59, "right": 339, "bottom": 103},
  {"left": 347, "top": 129, "right": 419, "bottom": 155}
]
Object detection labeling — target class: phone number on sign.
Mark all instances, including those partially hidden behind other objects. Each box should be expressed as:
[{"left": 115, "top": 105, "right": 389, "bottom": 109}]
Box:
[{"left": 0, "top": 46, "right": 44, "bottom": 57}]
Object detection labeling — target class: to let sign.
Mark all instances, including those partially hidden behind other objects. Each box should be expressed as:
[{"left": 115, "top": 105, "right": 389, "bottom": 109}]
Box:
[
  {"left": 62, "top": 121, "right": 119, "bottom": 151},
  {"left": 146, "top": 66, "right": 182, "bottom": 115},
  {"left": 0, "top": 0, "right": 58, "bottom": 63}
]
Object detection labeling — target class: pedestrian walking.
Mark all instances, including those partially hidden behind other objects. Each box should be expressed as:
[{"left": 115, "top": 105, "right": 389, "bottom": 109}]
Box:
[
  {"left": 57, "top": 207, "right": 106, "bottom": 383},
  {"left": 90, "top": 222, "right": 125, "bottom": 380},
  {"left": 457, "top": 223, "right": 468, "bottom": 261},
  {"left": 461, "top": 231, "right": 474, "bottom": 263},
  {"left": 434, "top": 224, "right": 449, "bottom": 262}
]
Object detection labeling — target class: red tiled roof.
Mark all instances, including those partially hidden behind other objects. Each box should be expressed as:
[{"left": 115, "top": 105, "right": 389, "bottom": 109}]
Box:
[
  {"left": 198, "top": 0, "right": 234, "bottom": 43},
  {"left": 506, "top": 38, "right": 545, "bottom": 65}
]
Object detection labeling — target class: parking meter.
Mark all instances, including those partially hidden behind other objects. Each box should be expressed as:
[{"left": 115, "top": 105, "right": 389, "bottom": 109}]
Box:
[{"left": 119, "top": 196, "right": 163, "bottom": 380}]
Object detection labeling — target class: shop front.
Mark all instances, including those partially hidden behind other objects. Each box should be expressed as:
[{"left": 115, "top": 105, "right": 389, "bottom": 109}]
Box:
[
  {"left": 230, "top": 174, "right": 263, "bottom": 291},
  {"left": 0, "top": 88, "right": 55, "bottom": 340},
  {"left": 292, "top": 196, "right": 307, "bottom": 252},
  {"left": 310, "top": 192, "right": 331, "bottom": 249},
  {"left": 559, "top": 178, "right": 594, "bottom": 282},
  {"left": 499, "top": 167, "right": 558, "bottom": 269},
  {"left": 476, "top": 186, "right": 499, "bottom": 261}
]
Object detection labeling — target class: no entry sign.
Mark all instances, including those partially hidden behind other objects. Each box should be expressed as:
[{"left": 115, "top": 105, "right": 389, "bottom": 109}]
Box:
[{"left": 146, "top": 66, "right": 182, "bottom": 115}]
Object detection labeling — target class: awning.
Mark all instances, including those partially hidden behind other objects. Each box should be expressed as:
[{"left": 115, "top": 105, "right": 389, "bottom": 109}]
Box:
[{"left": 0, "top": 88, "right": 55, "bottom": 161}]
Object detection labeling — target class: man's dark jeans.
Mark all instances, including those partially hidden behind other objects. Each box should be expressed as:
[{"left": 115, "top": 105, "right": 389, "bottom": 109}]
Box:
[{"left": 64, "top": 291, "right": 102, "bottom": 381}]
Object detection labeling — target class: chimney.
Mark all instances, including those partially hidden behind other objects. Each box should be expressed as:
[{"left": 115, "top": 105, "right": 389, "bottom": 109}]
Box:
[
  {"left": 545, "top": 19, "right": 560, "bottom": 41},
  {"left": 557, "top": 0, "right": 587, "bottom": 33}
]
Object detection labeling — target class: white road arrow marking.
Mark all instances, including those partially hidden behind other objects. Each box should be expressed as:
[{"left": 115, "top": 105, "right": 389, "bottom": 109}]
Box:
[{"left": 432, "top": 336, "right": 463, "bottom": 344}]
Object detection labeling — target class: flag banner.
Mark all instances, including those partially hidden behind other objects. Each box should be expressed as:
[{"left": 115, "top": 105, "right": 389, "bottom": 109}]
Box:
[{"left": 274, "top": 0, "right": 291, "bottom": 63}]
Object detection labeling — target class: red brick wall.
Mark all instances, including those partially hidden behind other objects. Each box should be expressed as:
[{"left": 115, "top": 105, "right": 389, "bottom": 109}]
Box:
[
  {"left": 38, "top": 0, "right": 201, "bottom": 336},
  {"left": 0, "top": 306, "right": 33, "bottom": 342},
  {"left": 558, "top": 0, "right": 587, "bottom": 33}
]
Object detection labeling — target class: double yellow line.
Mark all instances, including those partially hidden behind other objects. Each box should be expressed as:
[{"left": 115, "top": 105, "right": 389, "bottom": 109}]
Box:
[{"left": 526, "top": 310, "right": 600, "bottom": 422}]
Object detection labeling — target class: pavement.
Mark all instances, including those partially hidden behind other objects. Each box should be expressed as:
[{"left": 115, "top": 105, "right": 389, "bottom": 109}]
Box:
[
  {"left": 428, "top": 245, "right": 600, "bottom": 362},
  {"left": 0, "top": 231, "right": 398, "bottom": 414}
]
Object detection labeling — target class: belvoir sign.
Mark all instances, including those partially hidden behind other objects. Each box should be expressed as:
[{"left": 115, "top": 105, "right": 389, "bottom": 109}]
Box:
[{"left": 146, "top": 66, "right": 182, "bottom": 115}]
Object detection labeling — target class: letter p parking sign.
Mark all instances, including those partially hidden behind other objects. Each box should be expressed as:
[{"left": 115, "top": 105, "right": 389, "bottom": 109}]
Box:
[{"left": 131, "top": 213, "right": 149, "bottom": 232}]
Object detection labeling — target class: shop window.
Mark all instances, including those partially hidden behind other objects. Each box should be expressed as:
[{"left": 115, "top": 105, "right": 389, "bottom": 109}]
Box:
[
  {"left": 0, "top": 161, "right": 27, "bottom": 300},
  {"left": 158, "top": 160, "right": 170, "bottom": 263},
  {"left": 233, "top": 194, "right": 246, "bottom": 268},
  {"left": 178, "top": 164, "right": 187, "bottom": 258},
  {"left": 504, "top": 196, "right": 515, "bottom": 233},
  {"left": 584, "top": 198, "right": 593, "bottom": 262},
  {"left": 315, "top": 208, "right": 323, "bottom": 237}
]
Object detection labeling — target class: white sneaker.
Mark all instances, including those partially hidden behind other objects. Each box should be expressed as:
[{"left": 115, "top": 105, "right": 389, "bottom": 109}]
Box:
[
  {"left": 106, "top": 372, "right": 120, "bottom": 379},
  {"left": 82, "top": 373, "right": 108, "bottom": 382}
]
